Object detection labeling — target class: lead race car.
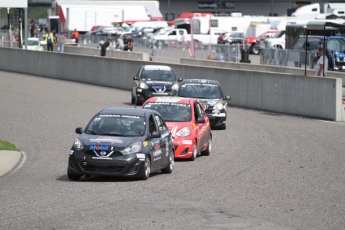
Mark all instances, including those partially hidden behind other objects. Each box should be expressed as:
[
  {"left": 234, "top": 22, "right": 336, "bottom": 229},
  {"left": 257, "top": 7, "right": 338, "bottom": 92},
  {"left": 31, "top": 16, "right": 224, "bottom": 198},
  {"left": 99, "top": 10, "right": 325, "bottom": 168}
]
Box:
[
  {"left": 177, "top": 79, "right": 231, "bottom": 130},
  {"left": 131, "top": 65, "right": 182, "bottom": 105},
  {"left": 142, "top": 96, "right": 212, "bottom": 161},
  {"left": 67, "top": 108, "right": 174, "bottom": 181}
]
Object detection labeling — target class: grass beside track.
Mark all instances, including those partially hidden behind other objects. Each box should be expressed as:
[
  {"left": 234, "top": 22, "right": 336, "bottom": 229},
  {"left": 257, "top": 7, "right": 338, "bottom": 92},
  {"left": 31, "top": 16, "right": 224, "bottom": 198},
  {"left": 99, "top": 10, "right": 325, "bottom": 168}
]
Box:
[{"left": 0, "top": 139, "right": 20, "bottom": 151}]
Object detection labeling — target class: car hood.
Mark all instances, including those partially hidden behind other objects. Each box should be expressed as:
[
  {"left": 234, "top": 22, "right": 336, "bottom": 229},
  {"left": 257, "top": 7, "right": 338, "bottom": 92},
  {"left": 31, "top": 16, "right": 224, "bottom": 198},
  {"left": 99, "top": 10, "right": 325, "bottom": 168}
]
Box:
[
  {"left": 143, "top": 80, "right": 176, "bottom": 86},
  {"left": 79, "top": 134, "right": 143, "bottom": 148},
  {"left": 166, "top": 122, "right": 192, "bottom": 136},
  {"left": 195, "top": 98, "right": 221, "bottom": 107}
]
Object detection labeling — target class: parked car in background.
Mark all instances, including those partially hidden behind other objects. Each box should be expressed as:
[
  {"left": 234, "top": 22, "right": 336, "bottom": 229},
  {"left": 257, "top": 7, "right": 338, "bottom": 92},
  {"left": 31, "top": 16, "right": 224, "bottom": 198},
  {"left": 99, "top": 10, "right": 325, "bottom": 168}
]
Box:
[
  {"left": 131, "top": 65, "right": 182, "bottom": 105},
  {"left": 142, "top": 96, "right": 212, "bottom": 161},
  {"left": 262, "top": 30, "right": 286, "bottom": 49},
  {"left": 67, "top": 107, "right": 174, "bottom": 181},
  {"left": 246, "top": 30, "right": 280, "bottom": 54},
  {"left": 23, "top": 38, "right": 44, "bottom": 51},
  {"left": 90, "top": 26, "right": 127, "bottom": 37},
  {"left": 177, "top": 79, "right": 231, "bottom": 130}
]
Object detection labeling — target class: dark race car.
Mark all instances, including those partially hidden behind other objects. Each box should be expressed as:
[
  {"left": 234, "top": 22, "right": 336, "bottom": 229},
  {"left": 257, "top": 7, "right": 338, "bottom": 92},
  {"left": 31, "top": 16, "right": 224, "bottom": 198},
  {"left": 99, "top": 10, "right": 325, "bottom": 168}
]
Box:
[
  {"left": 131, "top": 65, "right": 182, "bottom": 105},
  {"left": 68, "top": 108, "right": 174, "bottom": 181},
  {"left": 177, "top": 79, "right": 231, "bottom": 130},
  {"left": 142, "top": 96, "right": 212, "bottom": 161}
]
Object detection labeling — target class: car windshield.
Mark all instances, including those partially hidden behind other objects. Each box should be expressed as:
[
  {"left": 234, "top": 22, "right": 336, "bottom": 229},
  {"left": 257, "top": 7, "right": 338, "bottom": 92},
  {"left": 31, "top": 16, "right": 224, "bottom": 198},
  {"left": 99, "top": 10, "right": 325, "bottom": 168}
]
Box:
[
  {"left": 275, "top": 31, "right": 285, "bottom": 38},
  {"left": 152, "top": 29, "right": 168, "bottom": 35},
  {"left": 24, "top": 40, "right": 39, "bottom": 46},
  {"left": 85, "top": 114, "right": 146, "bottom": 137},
  {"left": 141, "top": 68, "right": 176, "bottom": 81},
  {"left": 143, "top": 102, "right": 191, "bottom": 122},
  {"left": 326, "top": 38, "right": 345, "bottom": 53},
  {"left": 178, "top": 83, "right": 222, "bottom": 99}
]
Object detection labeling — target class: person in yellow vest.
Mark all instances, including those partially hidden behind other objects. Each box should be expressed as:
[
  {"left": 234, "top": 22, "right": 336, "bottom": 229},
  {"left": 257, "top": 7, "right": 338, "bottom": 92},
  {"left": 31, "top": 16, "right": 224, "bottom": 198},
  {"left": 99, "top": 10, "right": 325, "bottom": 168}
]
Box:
[{"left": 44, "top": 30, "right": 55, "bottom": 51}]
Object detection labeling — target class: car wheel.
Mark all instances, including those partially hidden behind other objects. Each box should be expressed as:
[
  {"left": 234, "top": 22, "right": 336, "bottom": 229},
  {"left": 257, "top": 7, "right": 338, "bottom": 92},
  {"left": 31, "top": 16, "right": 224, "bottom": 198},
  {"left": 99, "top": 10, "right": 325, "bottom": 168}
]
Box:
[
  {"left": 201, "top": 136, "right": 212, "bottom": 156},
  {"left": 68, "top": 170, "right": 82, "bottom": 181},
  {"left": 162, "top": 149, "right": 174, "bottom": 174},
  {"left": 190, "top": 142, "right": 197, "bottom": 161},
  {"left": 252, "top": 45, "right": 260, "bottom": 55},
  {"left": 140, "top": 155, "right": 151, "bottom": 180}
]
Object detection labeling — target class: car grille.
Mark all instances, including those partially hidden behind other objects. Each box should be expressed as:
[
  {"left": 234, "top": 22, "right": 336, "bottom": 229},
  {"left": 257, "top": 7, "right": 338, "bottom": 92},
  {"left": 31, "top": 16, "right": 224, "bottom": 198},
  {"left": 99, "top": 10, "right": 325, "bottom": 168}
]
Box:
[
  {"left": 85, "top": 150, "right": 123, "bottom": 157},
  {"left": 79, "top": 161, "right": 126, "bottom": 173}
]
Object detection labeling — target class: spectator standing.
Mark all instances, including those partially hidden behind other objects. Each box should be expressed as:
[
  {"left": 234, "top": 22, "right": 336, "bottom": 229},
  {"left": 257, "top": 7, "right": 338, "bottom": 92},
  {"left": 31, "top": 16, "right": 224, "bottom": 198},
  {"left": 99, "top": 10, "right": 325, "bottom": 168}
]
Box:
[
  {"left": 44, "top": 30, "right": 55, "bottom": 51},
  {"left": 100, "top": 39, "right": 112, "bottom": 56},
  {"left": 30, "top": 22, "right": 35, "bottom": 37},
  {"left": 71, "top": 29, "right": 79, "bottom": 44},
  {"left": 150, "top": 44, "right": 157, "bottom": 61},
  {"left": 123, "top": 34, "right": 129, "bottom": 51},
  {"left": 314, "top": 48, "right": 328, "bottom": 77},
  {"left": 57, "top": 32, "right": 66, "bottom": 53},
  {"left": 127, "top": 34, "right": 133, "bottom": 51},
  {"left": 116, "top": 36, "right": 124, "bottom": 50}
]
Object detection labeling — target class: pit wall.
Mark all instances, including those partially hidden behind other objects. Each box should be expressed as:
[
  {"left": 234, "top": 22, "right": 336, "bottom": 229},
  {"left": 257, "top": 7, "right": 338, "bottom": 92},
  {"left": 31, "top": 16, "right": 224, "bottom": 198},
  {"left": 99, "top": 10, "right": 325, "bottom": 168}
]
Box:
[
  {"left": 180, "top": 58, "right": 345, "bottom": 87},
  {"left": 0, "top": 47, "right": 343, "bottom": 121}
]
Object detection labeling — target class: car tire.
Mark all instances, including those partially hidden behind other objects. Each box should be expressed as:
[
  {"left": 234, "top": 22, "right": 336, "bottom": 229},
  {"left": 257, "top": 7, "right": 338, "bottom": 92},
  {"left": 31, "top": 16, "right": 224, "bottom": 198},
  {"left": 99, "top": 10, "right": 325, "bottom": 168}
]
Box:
[
  {"left": 250, "top": 44, "right": 258, "bottom": 55},
  {"left": 68, "top": 170, "right": 82, "bottom": 181},
  {"left": 190, "top": 142, "right": 197, "bottom": 161},
  {"left": 201, "top": 136, "right": 212, "bottom": 156},
  {"left": 140, "top": 155, "right": 151, "bottom": 180},
  {"left": 162, "top": 149, "right": 174, "bottom": 174}
]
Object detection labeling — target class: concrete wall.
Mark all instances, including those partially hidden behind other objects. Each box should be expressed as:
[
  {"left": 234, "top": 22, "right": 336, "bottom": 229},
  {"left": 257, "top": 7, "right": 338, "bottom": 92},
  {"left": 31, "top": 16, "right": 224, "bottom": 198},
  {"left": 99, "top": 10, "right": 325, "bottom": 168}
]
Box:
[
  {"left": 180, "top": 58, "right": 345, "bottom": 87},
  {"left": 0, "top": 41, "right": 150, "bottom": 61},
  {"left": 0, "top": 47, "right": 343, "bottom": 121}
]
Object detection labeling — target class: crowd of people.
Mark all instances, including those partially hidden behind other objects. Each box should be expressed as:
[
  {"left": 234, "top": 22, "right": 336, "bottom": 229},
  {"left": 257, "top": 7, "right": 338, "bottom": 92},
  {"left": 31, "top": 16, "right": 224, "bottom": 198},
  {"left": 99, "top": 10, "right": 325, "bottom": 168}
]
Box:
[{"left": 27, "top": 20, "right": 157, "bottom": 59}]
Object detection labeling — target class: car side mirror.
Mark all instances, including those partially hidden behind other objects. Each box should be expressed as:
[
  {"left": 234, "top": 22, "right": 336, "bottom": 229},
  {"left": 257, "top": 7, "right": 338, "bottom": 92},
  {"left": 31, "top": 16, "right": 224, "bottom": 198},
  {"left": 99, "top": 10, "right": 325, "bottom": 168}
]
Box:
[
  {"left": 133, "top": 76, "right": 138, "bottom": 80},
  {"left": 75, "top": 127, "right": 83, "bottom": 134},
  {"left": 196, "top": 117, "right": 205, "bottom": 123},
  {"left": 150, "top": 131, "right": 161, "bottom": 138},
  {"left": 225, "top": 95, "right": 231, "bottom": 100},
  {"left": 177, "top": 78, "right": 183, "bottom": 82}
]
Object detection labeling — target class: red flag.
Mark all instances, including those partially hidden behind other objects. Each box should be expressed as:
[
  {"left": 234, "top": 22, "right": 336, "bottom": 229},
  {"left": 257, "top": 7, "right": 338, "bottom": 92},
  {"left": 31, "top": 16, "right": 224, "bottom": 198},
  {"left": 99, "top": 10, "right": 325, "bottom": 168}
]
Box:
[{"left": 188, "top": 18, "right": 195, "bottom": 58}]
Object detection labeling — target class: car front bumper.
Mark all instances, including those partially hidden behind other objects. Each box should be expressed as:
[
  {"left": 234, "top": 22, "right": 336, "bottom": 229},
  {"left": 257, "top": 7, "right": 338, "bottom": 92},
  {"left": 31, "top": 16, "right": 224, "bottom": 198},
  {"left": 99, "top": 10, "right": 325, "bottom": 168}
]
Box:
[
  {"left": 68, "top": 151, "right": 147, "bottom": 178},
  {"left": 172, "top": 136, "right": 195, "bottom": 159},
  {"left": 136, "top": 88, "right": 177, "bottom": 103},
  {"left": 205, "top": 110, "right": 227, "bottom": 128}
]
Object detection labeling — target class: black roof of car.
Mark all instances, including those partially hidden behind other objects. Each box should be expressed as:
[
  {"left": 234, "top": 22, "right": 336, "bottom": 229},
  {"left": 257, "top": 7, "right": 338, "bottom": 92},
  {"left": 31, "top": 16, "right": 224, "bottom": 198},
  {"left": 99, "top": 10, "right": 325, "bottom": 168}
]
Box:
[
  {"left": 180, "top": 79, "right": 220, "bottom": 85},
  {"left": 98, "top": 108, "right": 152, "bottom": 116}
]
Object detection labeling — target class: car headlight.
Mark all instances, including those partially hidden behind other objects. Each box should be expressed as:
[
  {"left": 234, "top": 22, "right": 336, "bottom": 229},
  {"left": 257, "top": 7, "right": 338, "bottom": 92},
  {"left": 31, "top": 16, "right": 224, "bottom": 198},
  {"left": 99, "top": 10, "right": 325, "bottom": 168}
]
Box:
[
  {"left": 121, "top": 141, "right": 142, "bottom": 155},
  {"left": 73, "top": 139, "right": 84, "bottom": 150},
  {"left": 215, "top": 102, "right": 223, "bottom": 110},
  {"left": 336, "top": 57, "right": 340, "bottom": 61},
  {"left": 172, "top": 83, "right": 179, "bottom": 90},
  {"left": 176, "top": 126, "right": 191, "bottom": 137},
  {"left": 139, "top": 82, "right": 148, "bottom": 89}
]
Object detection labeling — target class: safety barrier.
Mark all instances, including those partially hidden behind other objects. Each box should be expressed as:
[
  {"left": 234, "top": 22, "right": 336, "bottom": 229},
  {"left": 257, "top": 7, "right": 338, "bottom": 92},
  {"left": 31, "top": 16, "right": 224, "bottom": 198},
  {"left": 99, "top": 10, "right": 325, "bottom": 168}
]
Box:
[{"left": 0, "top": 47, "right": 343, "bottom": 121}]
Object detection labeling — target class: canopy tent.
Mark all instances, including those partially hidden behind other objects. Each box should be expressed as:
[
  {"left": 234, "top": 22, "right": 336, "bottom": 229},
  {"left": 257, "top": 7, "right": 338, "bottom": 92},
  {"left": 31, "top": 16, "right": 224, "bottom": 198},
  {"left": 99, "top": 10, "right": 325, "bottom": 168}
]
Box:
[{"left": 304, "top": 21, "right": 345, "bottom": 75}]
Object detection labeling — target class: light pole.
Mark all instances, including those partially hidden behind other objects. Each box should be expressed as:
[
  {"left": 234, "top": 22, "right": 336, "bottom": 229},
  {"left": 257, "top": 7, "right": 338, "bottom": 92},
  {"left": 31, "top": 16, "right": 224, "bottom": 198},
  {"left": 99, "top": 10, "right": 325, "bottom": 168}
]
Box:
[{"left": 168, "top": 0, "right": 170, "bottom": 20}]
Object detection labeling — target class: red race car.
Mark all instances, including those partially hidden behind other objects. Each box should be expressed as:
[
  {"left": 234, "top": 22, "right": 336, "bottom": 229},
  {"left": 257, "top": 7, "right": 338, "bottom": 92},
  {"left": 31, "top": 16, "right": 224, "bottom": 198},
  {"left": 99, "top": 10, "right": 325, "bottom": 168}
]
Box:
[{"left": 142, "top": 96, "right": 212, "bottom": 161}]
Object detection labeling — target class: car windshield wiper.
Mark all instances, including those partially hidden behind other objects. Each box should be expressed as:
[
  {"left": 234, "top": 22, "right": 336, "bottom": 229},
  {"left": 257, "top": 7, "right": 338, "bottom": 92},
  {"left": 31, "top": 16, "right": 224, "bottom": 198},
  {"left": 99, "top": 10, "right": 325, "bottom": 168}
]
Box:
[
  {"left": 99, "top": 133, "right": 122, "bottom": 136},
  {"left": 85, "top": 130, "right": 96, "bottom": 134}
]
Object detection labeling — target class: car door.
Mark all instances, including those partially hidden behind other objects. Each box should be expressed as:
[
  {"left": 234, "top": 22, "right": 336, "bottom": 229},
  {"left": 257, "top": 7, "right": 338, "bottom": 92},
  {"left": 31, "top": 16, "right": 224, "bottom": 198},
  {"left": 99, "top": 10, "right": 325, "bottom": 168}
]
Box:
[
  {"left": 132, "top": 67, "right": 142, "bottom": 98},
  {"left": 152, "top": 113, "right": 170, "bottom": 169},
  {"left": 194, "top": 102, "right": 208, "bottom": 151}
]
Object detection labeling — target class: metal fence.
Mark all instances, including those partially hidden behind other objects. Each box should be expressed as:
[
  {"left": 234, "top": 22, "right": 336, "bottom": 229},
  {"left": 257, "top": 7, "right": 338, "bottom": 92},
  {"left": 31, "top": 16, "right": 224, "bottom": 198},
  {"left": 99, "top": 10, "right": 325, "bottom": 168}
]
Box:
[{"left": 260, "top": 48, "right": 319, "bottom": 69}]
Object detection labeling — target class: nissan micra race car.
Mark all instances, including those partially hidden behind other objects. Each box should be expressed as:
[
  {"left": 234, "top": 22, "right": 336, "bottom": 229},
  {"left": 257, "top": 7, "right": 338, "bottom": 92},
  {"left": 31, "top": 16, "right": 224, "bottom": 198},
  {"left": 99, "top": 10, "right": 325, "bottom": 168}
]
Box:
[
  {"left": 177, "top": 79, "right": 231, "bottom": 130},
  {"left": 131, "top": 65, "right": 182, "bottom": 105},
  {"left": 142, "top": 97, "right": 212, "bottom": 161},
  {"left": 68, "top": 108, "right": 174, "bottom": 181}
]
